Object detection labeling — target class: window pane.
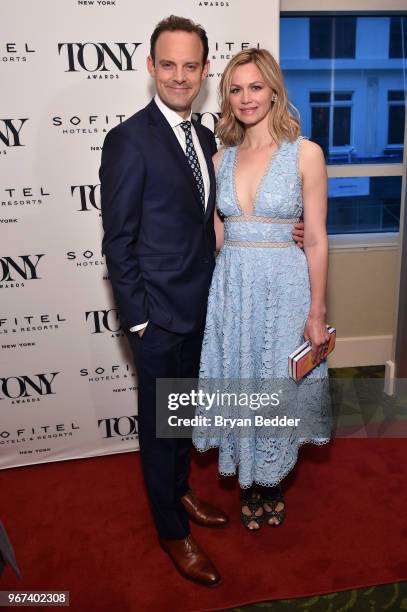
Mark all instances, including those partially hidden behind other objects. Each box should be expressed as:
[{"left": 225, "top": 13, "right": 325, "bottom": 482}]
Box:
[
  {"left": 281, "top": 14, "right": 407, "bottom": 164},
  {"left": 335, "top": 17, "right": 356, "bottom": 58},
  {"left": 335, "top": 93, "right": 352, "bottom": 101},
  {"left": 311, "top": 106, "right": 330, "bottom": 152},
  {"left": 310, "top": 17, "right": 356, "bottom": 59},
  {"left": 310, "top": 17, "right": 332, "bottom": 58},
  {"left": 327, "top": 177, "right": 401, "bottom": 234},
  {"left": 333, "top": 107, "right": 351, "bottom": 146},
  {"left": 310, "top": 92, "right": 330, "bottom": 103},
  {"left": 388, "top": 105, "right": 405, "bottom": 145},
  {"left": 389, "top": 16, "right": 407, "bottom": 59},
  {"left": 388, "top": 90, "right": 405, "bottom": 101}
]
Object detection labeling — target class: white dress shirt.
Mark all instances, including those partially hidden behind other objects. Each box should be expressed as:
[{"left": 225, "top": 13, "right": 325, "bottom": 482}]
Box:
[
  {"left": 130, "top": 95, "right": 210, "bottom": 333},
  {"left": 154, "top": 94, "right": 210, "bottom": 208}
]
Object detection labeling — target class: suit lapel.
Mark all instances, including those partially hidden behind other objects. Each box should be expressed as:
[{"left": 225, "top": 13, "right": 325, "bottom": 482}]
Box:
[{"left": 147, "top": 100, "right": 204, "bottom": 212}]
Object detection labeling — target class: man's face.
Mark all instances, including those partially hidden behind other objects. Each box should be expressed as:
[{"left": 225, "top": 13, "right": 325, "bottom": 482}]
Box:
[{"left": 147, "top": 30, "right": 209, "bottom": 118}]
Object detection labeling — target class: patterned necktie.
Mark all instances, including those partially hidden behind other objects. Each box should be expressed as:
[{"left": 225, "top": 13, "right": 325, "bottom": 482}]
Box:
[{"left": 180, "top": 121, "right": 205, "bottom": 210}]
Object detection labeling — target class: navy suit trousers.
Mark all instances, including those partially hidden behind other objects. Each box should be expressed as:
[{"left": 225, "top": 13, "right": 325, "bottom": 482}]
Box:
[{"left": 127, "top": 322, "right": 204, "bottom": 539}]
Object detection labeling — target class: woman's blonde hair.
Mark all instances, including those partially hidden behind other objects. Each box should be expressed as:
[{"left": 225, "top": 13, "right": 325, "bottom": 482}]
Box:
[{"left": 216, "top": 48, "right": 300, "bottom": 146}]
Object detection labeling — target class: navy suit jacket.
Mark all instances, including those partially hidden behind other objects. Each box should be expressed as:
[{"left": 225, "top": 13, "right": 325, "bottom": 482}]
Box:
[{"left": 100, "top": 99, "right": 217, "bottom": 334}]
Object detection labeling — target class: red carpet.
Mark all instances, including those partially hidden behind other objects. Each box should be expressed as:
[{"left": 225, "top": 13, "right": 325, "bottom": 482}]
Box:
[{"left": 1, "top": 440, "right": 407, "bottom": 611}]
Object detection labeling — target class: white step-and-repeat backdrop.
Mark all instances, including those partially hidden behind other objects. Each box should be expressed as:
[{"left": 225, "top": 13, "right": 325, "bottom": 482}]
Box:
[{"left": 0, "top": 0, "right": 279, "bottom": 469}]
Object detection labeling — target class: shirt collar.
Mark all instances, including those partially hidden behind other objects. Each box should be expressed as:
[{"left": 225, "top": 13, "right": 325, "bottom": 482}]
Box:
[{"left": 154, "top": 94, "right": 192, "bottom": 128}]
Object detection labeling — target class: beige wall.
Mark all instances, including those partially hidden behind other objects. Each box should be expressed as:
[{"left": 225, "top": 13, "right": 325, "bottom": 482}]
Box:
[{"left": 326, "top": 247, "right": 399, "bottom": 367}]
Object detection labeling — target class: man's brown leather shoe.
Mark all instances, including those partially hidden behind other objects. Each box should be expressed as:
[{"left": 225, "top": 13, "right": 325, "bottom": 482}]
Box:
[
  {"left": 181, "top": 490, "right": 229, "bottom": 527},
  {"left": 159, "top": 535, "right": 221, "bottom": 587}
]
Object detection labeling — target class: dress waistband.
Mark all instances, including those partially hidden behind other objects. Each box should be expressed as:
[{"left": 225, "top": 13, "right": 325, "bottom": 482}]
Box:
[
  {"left": 225, "top": 215, "right": 300, "bottom": 224},
  {"left": 224, "top": 239, "right": 294, "bottom": 248}
]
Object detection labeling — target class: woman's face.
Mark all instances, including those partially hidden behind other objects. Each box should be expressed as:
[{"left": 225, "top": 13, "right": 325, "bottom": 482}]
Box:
[{"left": 228, "top": 62, "right": 275, "bottom": 127}]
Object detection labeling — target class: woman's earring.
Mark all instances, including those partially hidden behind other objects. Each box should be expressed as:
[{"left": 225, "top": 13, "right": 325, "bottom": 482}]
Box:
[{"left": 271, "top": 92, "right": 278, "bottom": 103}]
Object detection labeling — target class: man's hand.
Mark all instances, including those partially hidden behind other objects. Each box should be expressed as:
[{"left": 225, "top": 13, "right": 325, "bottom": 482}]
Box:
[{"left": 292, "top": 221, "right": 304, "bottom": 248}]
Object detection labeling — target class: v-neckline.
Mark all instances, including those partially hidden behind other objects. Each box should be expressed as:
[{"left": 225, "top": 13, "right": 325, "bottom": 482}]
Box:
[{"left": 232, "top": 142, "right": 282, "bottom": 217}]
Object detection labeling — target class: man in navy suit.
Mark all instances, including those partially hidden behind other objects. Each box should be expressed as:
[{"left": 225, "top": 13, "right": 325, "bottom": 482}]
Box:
[{"left": 100, "top": 16, "right": 227, "bottom": 586}]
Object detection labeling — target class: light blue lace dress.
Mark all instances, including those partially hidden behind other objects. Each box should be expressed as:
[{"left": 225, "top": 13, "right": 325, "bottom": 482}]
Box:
[{"left": 192, "top": 137, "right": 331, "bottom": 488}]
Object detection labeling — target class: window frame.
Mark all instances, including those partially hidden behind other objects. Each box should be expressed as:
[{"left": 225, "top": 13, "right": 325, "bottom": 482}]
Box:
[
  {"left": 309, "top": 90, "right": 354, "bottom": 153},
  {"left": 280, "top": 1, "right": 407, "bottom": 250}
]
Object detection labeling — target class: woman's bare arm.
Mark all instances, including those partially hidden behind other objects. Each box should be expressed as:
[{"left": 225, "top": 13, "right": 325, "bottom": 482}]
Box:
[{"left": 300, "top": 139, "right": 330, "bottom": 363}]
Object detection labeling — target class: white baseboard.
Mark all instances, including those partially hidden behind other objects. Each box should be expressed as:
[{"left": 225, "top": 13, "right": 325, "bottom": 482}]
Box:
[{"left": 328, "top": 335, "right": 393, "bottom": 368}]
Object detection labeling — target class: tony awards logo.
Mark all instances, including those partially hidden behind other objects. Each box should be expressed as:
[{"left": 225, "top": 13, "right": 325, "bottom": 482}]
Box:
[
  {"left": 71, "top": 184, "right": 100, "bottom": 212},
  {"left": 85, "top": 308, "right": 123, "bottom": 336},
  {"left": 0, "top": 255, "right": 44, "bottom": 289},
  {"left": 0, "top": 119, "right": 29, "bottom": 153},
  {"left": 0, "top": 372, "right": 59, "bottom": 404},
  {"left": 197, "top": 1, "right": 230, "bottom": 6},
  {"left": 98, "top": 415, "right": 138, "bottom": 439},
  {"left": 57, "top": 42, "right": 142, "bottom": 79}
]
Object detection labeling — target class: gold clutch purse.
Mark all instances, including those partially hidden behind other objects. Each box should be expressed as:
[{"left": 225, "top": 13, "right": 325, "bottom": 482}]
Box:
[{"left": 288, "top": 326, "right": 336, "bottom": 381}]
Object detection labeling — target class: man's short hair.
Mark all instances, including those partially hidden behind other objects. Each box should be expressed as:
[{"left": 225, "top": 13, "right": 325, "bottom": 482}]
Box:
[{"left": 150, "top": 15, "right": 209, "bottom": 65}]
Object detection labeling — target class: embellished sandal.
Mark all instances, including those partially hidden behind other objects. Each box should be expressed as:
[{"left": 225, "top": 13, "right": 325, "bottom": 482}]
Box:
[
  {"left": 240, "top": 490, "right": 265, "bottom": 531},
  {"left": 262, "top": 485, "right": 286, "bottom": 527}
]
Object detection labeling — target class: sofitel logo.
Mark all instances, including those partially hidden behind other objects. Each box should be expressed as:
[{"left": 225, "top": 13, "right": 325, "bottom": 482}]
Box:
[
  {"left": 212, "top": 41, "right": 260, "bottom": 54},
  {"left": 52, "top": 115, "right": 126, "bottom": 139},
  {"left": 80, "top": 364, "right": 136, "bottom": 389},
  {"left": 0, "top": 313, "right": 67, "bottom": 336},
  {"left": 57, "top": 42, "right": 142, "bottom": 78},
  {"left": 0, "top": 422, "right": 80, "bottom": 445},
  {"left": 0, "top": 43, "right": 35, "bottom": 63},
  {"left": 1, "top": 186, "right": 50, "bottom": 208},
  {"left": 85, "top": 308, "right": 123, "bottom": 336},
  {"left": 71, "top": 184, "right": 100, "bottom": 212},
  {"left": 0, "top": 119, "right": 29, "bottom": 149},
  {"left": 208, "top": 42, "right": 261, "bottom": 73},
  {"left": 98, "top": 415, "right": 138, "bottom": 439},
  {"left": 1, "top": 43, "right": 36, "bottom": 63},
  {"left": 1, "top": 187, "right": 50, "bottom": 225},
  {"left": 67, "top": 250, "right": 105, "bottom": 269},
  {"left": 80, "top": 363, "right": 134, "bottom": 379},
  {"left": 0, "top": 255, "right": 44, "bottom": 289},
  {"left": 0, "top": 372, "right": 59, "bottom": 404}
]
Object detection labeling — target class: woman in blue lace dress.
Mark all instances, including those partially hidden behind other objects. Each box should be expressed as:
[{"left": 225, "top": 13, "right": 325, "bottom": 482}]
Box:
[{"left": 193, "top": 49, "right": 331, "bottom": 531}]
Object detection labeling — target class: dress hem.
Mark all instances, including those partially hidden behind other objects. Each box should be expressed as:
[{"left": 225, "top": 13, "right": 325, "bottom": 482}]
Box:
[{"left": 193, "top": 436, "right": 330, "bottom": 489}]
